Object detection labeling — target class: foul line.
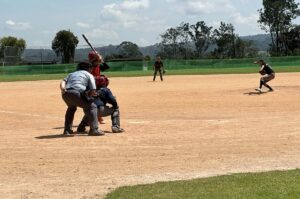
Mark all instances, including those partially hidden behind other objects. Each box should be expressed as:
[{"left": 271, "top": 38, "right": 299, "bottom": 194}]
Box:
[
  {"left": 0, "top": 109, "right": 233, "bottom": 124},
  {"left": 0, "top": 109, "right": 64, "bottom": 120}
]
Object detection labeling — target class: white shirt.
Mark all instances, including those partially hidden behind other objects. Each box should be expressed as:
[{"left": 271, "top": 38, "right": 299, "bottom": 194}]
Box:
[{"left": 64, "top": 70, "right": 96, "bottom": 92}]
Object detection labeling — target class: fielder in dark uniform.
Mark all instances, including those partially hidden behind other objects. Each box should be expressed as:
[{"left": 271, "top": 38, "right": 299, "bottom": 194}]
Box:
[
  {"left": 153, "top": 56, "right": 165, "bottom": 81},
  {"left": 77, "top": 75, "right": 125, "bottom": 133},
  {"left": 254, "top": 59, "right": 275, "bottom": 92},
  {"left": 60, "top": 62, "right": 104, "bottom": 136}
]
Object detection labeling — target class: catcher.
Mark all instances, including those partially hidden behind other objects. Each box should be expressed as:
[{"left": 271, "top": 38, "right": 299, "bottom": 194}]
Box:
[
  {"left": 153, "top": 56, "right": 165, "bottom": 81},
  {"left": 77, "top": 75, "right": 125, "bottom": 133},
  {"left": 254, "top": 59, "right": 275, "bottom": 92}
]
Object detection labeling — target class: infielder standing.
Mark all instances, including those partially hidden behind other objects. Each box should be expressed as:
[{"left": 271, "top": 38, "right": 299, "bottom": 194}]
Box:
[{"left": 153, "top": 56, "right": 165, "bottom": 81}]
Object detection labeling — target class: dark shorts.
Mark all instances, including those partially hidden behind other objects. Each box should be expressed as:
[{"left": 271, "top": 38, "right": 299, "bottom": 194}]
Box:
[{"left": 261, "top": 73, "right": 275, "bottom": 83}]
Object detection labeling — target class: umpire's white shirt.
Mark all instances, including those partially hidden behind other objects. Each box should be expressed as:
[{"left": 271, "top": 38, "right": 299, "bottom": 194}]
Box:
[{"left": 65, "top": 70, "right": 96, "bottom": 92}]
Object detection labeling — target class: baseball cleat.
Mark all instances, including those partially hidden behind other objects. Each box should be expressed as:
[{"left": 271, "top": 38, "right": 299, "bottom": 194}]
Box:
[
  {"left": 88, "top": 129, "right": 105, "bottom": 136},
  {"left": 255, "top": 88, "right": 262, "bottom": 92},
  {"left": 77, "top": 125, "right": 86, "bottom": 133},
  {"left": 63, "top": 129, "right": 74, "bottom": 136},
  {"left": 112, "top": 126, "right": 125, "bottom": 133}
]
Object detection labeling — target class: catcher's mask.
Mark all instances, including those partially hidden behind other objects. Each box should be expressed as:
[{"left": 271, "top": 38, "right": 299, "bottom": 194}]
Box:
[{"left": 98, "top": 75, "right": 109, "bottom": 87}]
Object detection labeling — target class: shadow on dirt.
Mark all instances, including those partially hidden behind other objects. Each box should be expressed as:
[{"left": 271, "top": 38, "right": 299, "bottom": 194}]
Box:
[
  {"left": 35, "top": 134, "right": 75, "bottom": 139},
  {"left": 244, "top": 91, "right": 268, "bottom": 95},
  {"left": 35, "top": 131, "right": 116, "bottom": 139}
]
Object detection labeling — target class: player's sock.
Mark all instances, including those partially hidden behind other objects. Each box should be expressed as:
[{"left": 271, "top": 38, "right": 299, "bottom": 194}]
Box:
[
  {"left": 259, "top": 80, "right": 263, "bottom": 89},
  {"left": 264, "top": 84, "right": 273, "bottom": 91}
]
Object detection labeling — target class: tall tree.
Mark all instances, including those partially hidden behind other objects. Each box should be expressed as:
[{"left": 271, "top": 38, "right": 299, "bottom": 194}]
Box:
[
  {"left": 52, "top": 30, "right": 79, "bottom": 63},
  {"left": 235, "top": 38, "right": 259, "bottom": 58},
  {"left": 117, "top": 41, "right": 143, "bottom": 58},
  {"left": 188, "top": 21, "right": 212, "bottom": 57},
  {"left": 282, "top": 25, "right": 300, "bottom": 55},
  {"left": 176, "top": 22, "right": 194, "bottom": 59},
  {"left": 213, "top": 22, "right": 236, "bottom": 58},
  {"left": 0, "top": 36, "right": 26, "bottom": 59},
  {"left": 258, "top": 0, "right": 300, "bottom": 55},
  {"left": 159, "top": 27, "right": 181, "bottom": 58}
]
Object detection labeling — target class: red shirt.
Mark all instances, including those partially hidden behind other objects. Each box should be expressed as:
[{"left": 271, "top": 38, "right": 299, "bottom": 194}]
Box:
[{"left": 91, "top": 65, "right": 101, "bottom": 89}]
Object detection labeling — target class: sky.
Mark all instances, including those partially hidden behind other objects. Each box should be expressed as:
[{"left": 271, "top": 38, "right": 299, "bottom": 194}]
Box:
[{"left": 1, "top": 0, "right": 300, "bottom": 48}]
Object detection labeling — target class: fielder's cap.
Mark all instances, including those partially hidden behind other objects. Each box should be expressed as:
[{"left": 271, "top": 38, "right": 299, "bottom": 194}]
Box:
[
  {"left": 254, "top": 59, "right": 264, "bottom": 64},
  {"left": 77, "top": 62, "right": 92, "bottom": 71}
]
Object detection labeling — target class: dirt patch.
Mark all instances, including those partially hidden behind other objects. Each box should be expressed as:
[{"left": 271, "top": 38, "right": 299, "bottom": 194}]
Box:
[{"left": 0, "top": 73, "right": 300, "bottom": 198}]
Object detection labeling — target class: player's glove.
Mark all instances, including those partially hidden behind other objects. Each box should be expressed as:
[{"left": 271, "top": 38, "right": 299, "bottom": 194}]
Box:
[
  {"left": 163, "top": 70, "right": 166, "bottom": 74},
  {"left": 259, "top": 70, "right": 266, "bottom": 75}
]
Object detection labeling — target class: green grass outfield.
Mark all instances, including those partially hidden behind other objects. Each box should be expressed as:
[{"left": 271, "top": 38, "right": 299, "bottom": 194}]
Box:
[
  {"left": 1, "top": 66, "right": 300, "bottom": 82},
  {"left": 104, "top": 169, "right": 300, "bottom": 199}
]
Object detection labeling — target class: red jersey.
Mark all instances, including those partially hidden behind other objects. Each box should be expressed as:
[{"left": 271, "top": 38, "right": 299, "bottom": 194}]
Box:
[{"left": 91, "top": 65, "right": 102, "bottom": 89}]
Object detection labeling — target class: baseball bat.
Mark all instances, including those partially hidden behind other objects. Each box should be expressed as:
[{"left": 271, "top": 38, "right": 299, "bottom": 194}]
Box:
[
  {"left": 82, "top": 34, "right": 98, "bottom": 53},
  {"left": 82, "top": 34, "right": 109, "bottom": 70}
]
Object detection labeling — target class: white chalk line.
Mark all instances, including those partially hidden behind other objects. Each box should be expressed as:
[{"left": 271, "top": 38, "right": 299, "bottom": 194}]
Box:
[
  {"left": 0, "top": 110, "right": 63, "bottom": 120},
  {"left": 0, "top": 109, "right": 233, "bottom": 124}
]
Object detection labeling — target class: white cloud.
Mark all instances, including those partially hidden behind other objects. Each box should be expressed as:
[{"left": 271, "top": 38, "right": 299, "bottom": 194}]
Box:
[
  {"left": 166, "top": 0, "right": 235, "bottom": 15},
  {"left": 102, "top": 3, "right": 144, "bottom": 28},
  {"left": 76, "top": 22, "right": 90, "bottom": 28},
  {"left": 229, "top": 13, "right": 261, "bottom": 35},
  {"left": 5, "top": 20, "right": 30, "bottom": 30},
  {"left": 121, "top": 0, "right": 149, "bottom": 10},
  {"left": 231, "top": 13, "right": 259, "bottom": 25},
  {"left": 87, "top": 28, "right": 119, "bottom": 41}
]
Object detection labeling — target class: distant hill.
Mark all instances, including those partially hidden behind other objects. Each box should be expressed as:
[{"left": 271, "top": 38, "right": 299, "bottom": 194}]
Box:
[
  {"left": 240, "top": 34, "right": 271, "bottom": 51},
  {"left": 22, "top": 34, "right": 271, "bottom": 63}
]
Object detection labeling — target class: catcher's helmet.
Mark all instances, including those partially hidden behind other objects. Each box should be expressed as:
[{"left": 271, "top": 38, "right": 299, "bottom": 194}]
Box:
[
  {"left": 88, "top": 51, "right": 101, "bottom": 62},
  {"left": 97, "top": 75, "right": 109, "bottom": 87}
]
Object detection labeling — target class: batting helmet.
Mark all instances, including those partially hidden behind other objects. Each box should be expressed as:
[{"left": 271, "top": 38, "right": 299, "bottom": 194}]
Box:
[
  {"left": 97, "top": 75, "right": 109, "bottom": 88},
  {"left": 88, "top": 51, "right": 101, "bottom": 62}
]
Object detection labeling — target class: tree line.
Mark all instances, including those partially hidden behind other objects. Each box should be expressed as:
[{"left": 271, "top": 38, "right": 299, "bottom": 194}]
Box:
[
  {"left": 158, "top": 0, "right": 300, "bottom": 59},
  {"left": 0, "top": 0, "right": 300, "bottom": 64}
]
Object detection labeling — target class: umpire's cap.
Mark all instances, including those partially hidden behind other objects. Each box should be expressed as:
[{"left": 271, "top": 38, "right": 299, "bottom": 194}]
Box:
[{"left": 77, "top": 62, "right": 92, "bottom": 71}]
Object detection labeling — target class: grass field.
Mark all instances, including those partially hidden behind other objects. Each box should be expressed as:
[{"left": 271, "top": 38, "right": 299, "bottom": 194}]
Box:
[
  {"left": 1, "top": 65, "right": 300, "bottom": 82},
  {"left": 105, "top": 169, "right": 300, "bottom": 199}
]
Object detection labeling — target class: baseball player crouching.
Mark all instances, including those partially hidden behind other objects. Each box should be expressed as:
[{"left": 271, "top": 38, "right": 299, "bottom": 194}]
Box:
[
  {"left": 60, "top": 62, "right": 105, "bottom": 136},
  {"left": 254, "top": 59, "right": 275, "bottom": 92},
  {"left": 77, "top": 75, "right": 125, "bottom": 133}
]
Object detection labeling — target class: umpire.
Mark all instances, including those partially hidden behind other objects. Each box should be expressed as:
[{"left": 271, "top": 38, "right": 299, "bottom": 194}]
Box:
[{"left": 60, "top": 62, "right": 104, "bottom": 136}]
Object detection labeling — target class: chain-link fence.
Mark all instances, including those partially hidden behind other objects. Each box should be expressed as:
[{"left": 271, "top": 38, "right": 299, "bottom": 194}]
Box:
[{"left": 1, "top": 45, "right": 300, "bottom": 75}]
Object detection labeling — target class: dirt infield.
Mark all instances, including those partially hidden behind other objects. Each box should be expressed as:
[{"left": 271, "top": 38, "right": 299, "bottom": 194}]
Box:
[{"left": 0, "top": 73, "right": 300, "bottom": 198}]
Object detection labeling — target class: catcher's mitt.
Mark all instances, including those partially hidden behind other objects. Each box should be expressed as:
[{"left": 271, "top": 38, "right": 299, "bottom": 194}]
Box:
[{"left": 259, "top": 70, "right": 266, "bottom": 75}]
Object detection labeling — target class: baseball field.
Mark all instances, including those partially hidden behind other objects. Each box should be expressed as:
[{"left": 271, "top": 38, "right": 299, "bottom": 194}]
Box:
[{"left": 0, "top": 73, "right": 300, "bottom": 198}]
